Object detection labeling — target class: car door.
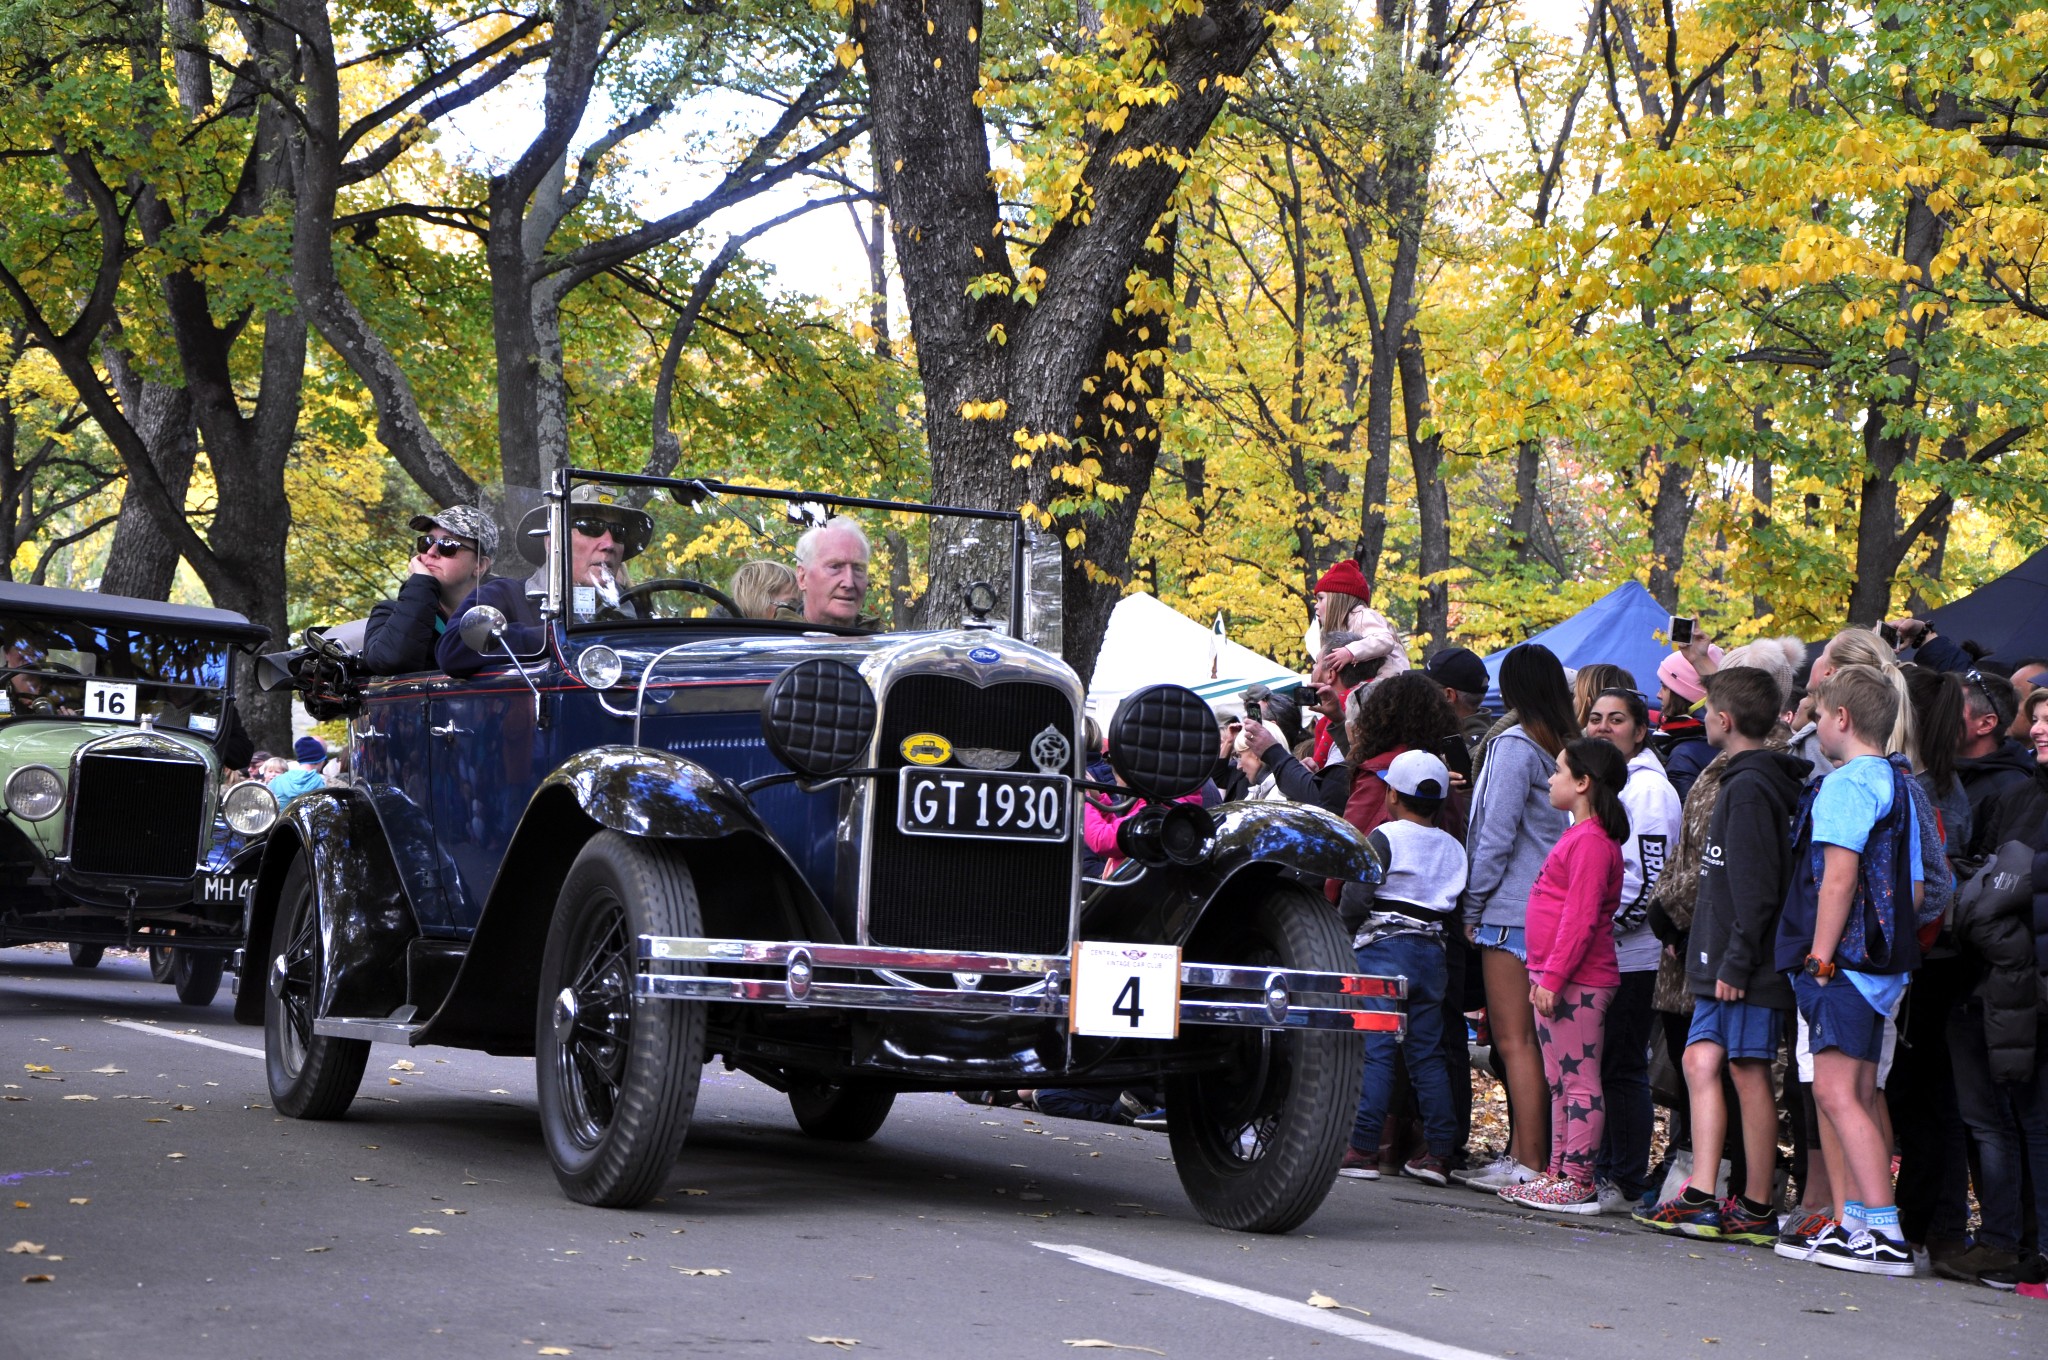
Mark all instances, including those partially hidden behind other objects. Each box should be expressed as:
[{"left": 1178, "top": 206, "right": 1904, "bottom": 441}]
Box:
[
  {"left": 352, "top": 679, "right": 460, "bottom": 934},
  {"left": 426, "top": 669, "right": 549, "bottom": 932}
]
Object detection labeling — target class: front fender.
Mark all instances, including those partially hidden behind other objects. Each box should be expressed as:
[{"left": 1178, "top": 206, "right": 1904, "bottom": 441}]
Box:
[
  {"left": 234, "top": 789, "right": 417, "bottom": 1026},
  {"left": 418, "top": 746, "right": 833, "bottom": 1054},
  {"left": 1078, "top": 799, "right": 1378, "bottom": 948}
]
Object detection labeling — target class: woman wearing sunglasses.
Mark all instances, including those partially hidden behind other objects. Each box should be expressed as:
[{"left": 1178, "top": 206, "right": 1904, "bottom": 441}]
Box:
[{"left": 361, "top": 506, "right": 499, "bottom": 674}]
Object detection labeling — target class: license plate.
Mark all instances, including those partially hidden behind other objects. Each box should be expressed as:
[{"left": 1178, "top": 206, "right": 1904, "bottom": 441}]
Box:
[
  {"left": 198, "top": 873, "right": 254, "bottom": 906},
  {"left": 896, "top": 769, "right": 1070, "bottom": 842}
]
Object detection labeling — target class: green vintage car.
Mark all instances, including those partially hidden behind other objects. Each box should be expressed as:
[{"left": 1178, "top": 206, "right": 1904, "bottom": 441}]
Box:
[{"left": 0, "top": 581, "right": 279, "bottom": 1004}]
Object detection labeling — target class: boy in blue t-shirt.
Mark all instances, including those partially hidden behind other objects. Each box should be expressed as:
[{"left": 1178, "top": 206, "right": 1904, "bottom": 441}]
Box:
[{"left": 1773, "top": 665, "right": 1924, "bottom": 1277}]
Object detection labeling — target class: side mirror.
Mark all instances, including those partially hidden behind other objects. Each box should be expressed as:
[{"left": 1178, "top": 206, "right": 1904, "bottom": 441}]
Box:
[{"left": 457, "top": 605, "right": 507, "bottom": 655}]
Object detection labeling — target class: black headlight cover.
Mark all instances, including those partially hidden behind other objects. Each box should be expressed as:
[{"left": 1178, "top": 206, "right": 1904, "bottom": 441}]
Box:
[
  {"left": 762, "top": 659, "right": 877, "bottom": 778},
  {"left": 1105, "top": 683, "right": 1216, "bottom": 801}
]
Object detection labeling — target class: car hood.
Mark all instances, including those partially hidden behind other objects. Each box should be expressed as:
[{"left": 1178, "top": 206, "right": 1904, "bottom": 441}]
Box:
[{"left": 0, "top": 719, "right": 218, "bottom": 771}]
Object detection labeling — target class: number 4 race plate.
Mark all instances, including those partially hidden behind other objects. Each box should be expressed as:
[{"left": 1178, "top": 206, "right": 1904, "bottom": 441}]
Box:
[{"left": 1069, "top": 941, "right": 1181, "bottom": 1039}]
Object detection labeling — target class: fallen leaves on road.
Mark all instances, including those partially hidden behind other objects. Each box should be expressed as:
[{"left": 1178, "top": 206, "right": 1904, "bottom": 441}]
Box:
[
  {"left": 12, "top": 1202, "right": 28, "bottom": 1210},
  {"left": 65, "top": 1200, "right": 85, "bottom": 1207},
  {"left": 144, "top": 1118, "right": 168, "bottom": 1124},
  {"left": 1589, "top": 1323, "right": 1613, "bottom": 1329},
  {"left": 21, "top": 1273, "right": 52, "bottom": 1284},
  {"left": 351, "top": 1177, "right": 373, "bottom": 1183},
  {"left": 1702, "top": 1339, "right": 1720, "bottom": 1346},
  {"left": 165, "top": 1153, "right": 186, "bottom": 1160},
  {"left": 1062, "top": 1342, "right": 1165, "bottom": 1355},
  {"left": 488, "top": 1088, "right": 512, "bottom": 1095},
  {"left": 672, "top": 1267, "right": 729, "bottom": 1276},
  {"left": 408, "top": 1227, "right": 443, "bottom": 1236},
  {"left": 1306, "top": 1291, "right": 1371, "bottom": 1317},
  {"left": 388, "top": 1078, "right": 403, "bottom": 1086},
  {"left": 90, "top": 1066, "right": 124, "bottom": 1075},
  {"left": 60, "top": 1095, "right": 96, "bottom": 1102},
  {"left": 437, "top": 1209, "right": 466, "bottom": 1216},
  {"left": 389, "top": 1060, "right": 417, "bottom": 1072},
  {"left": 170, "top": 1104, "right": 193, "bottom": 1112},
  {"left": 305, "top": 1246, "right": 331, "bottom": 1253},
  {"left": 538, "top": 1348, "right": 573, "bottom": 1356},
  {"left": 806, "top": 1338, "right": 859, "bottom": 1350},
  {"left": 23, "top": 1064, "right": 50, "bottom": 1073},
  {"left": 7, "top": 1242, "right": 44, "bottom": 1255}
]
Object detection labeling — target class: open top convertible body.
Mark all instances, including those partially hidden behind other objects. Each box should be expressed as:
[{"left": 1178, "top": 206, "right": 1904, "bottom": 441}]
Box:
[{"left": 249, "top": 470, "right": 1403, "bottom": 1233}]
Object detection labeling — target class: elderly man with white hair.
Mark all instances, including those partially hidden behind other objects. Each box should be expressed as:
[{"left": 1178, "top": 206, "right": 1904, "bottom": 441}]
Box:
[{"left": 794, "top": 517, "right": 874, "bottom": 628}]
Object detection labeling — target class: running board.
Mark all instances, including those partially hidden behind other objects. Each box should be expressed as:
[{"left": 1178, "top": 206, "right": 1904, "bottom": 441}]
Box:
[{"left": 312, "top": 1016, "right": 426, "bottom": 1045}]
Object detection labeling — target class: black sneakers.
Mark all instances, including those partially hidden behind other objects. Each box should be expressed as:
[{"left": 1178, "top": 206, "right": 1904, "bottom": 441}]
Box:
[
  {"left": 1812, "top": 1227, "right": 1916, "bottom": 1277},
  {"left": 1980, "top": 1253, "right": 2048, "bottom": 1292}
]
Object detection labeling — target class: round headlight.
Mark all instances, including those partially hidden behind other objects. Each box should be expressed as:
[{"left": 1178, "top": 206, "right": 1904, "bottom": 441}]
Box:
[
  {"left": 222, "top": 779, "right": 278, "bottom": 835},
  {"left": 5, "top": 765, "right": 64, "bottom": 821},
  {"left": 577, "top": 644, "right": 622, "bottom": 690},
  {"left": 1106, "top": 684, "right": 1217, "bottom": 801},
  {"left": 761, "top": 659, "right": 877, "bottom": 779}
]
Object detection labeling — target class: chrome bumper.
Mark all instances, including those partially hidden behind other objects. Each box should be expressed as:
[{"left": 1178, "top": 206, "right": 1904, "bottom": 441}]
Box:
[{"left": 634, "top": 936, "right": 1406, "bottom": 1034}]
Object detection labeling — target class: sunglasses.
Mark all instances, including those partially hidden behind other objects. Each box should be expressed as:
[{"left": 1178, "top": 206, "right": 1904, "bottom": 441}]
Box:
[
  {"left": 1965, "top": 669, "right": 2001, "bottom": 717},
  {"left": 571, "top": 516, "right": 622, "bottom": 540},
  {"left": 415, "top": 535, "right": 474, "bottom": 558}
]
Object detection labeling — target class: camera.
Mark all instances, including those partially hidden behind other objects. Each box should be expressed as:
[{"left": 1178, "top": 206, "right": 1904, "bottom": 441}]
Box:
[{"left": 1668, "top": 615, "right": 1695, "bottom": 646}]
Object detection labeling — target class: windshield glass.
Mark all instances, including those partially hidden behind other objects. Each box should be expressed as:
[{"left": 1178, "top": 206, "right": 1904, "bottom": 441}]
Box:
[
  {"left": 0, "top": 617, "right": 230, "bottom": 734},
  {"left": 559, "top": 473, "right": 1023, "bottom": 635}
]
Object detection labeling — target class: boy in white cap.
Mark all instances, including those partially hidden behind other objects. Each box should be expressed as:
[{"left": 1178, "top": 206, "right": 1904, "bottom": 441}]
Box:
[{"left": 1337, "top": 749, "right": 1470, "bottom": 1185}]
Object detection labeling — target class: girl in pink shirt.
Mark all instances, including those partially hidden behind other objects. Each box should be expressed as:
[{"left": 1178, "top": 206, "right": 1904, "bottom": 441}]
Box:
[{"left": 1500, "top": 737, "right": 1628, "bottom": 1214}]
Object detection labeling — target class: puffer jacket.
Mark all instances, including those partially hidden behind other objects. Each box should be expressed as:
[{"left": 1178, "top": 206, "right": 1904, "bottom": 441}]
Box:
[{"left": 1953, "top": 839, "right": 2043, "bottom": 1083}]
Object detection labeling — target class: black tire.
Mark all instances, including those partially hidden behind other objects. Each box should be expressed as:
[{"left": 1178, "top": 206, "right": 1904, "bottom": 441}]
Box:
[
  {"left": 149, "top": 945, "right": 175, "bottom": 984},
  {"left": 788, "top": 1079, "right": 896, "bottom": 1142},
  {"left": 170, "top": 949, "right": 224, "bottom": 1006},
  {"left": 536, "top": 832, "right": 704, "bottom": 1208},
  {"left": 1166, "top": 883, "right": 1365, "bottom": 1234},
  {"left": 265, "top": 857, "right": 370, "bottom": 1119},
  {"left": 67, "top": 942, "right": 104, "bottom": 969}
]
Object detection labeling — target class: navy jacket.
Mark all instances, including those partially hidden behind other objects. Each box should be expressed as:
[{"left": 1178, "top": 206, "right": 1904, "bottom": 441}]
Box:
[
  {"left": 361, "top": 574, "right": 447, "bottom": 674},
  {"left": 435, "top": 575, "right": 546, "bottom": 678},
  {"left": 1688, "top": 749, "right": 1807, "bottom": 1006}
]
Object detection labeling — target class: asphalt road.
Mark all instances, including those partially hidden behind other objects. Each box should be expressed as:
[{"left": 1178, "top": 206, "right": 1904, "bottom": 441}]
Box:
[{"left": 3, "top": 945, "right": 2041, "bottom": 1360}]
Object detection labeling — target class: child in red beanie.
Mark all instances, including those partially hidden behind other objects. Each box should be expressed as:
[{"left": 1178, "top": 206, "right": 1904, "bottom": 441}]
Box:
[{"left": 1314, "top": 559, "right": 1410, "bottom": 680}]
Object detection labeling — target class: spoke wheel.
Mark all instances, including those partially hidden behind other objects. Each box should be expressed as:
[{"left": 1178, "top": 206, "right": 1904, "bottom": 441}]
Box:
[
  {"left": 264, "top": 856, "right": 369, "bottom": 1119},
  {"left": 1166, "top": 883, "right": 1364, "bottom": 1234},
  {"left": 536, "top": 832, "right": 703, "bottom": 1208}
]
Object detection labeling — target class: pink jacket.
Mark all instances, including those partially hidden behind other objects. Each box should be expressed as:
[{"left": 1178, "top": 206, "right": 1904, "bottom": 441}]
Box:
[
  {"left": 1523, "top": 818, "right": 1623, "bottom": 994},
  {"left": 1334, "top": 603, "right": 1410, "bottom": 676}
]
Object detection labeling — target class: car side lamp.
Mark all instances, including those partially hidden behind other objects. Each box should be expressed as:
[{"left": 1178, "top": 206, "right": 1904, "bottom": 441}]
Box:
[{"left": 456, "top": 605, "right": 547, "bottom": 728}]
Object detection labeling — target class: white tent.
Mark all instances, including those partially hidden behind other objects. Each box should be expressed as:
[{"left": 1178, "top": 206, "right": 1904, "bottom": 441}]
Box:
[{"left": 1086, "top": 592, "right": 1304, "bottom": 721}]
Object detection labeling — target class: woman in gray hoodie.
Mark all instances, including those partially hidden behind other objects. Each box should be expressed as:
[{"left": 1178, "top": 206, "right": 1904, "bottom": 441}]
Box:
[{"left": 1457, "top": 645, "right": 1575, "bottom": 1190}]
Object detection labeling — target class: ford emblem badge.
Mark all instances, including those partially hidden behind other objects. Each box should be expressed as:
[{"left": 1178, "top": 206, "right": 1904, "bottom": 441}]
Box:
[{"left": 968, "top": 646, "right": 1000, "bottom": 664}]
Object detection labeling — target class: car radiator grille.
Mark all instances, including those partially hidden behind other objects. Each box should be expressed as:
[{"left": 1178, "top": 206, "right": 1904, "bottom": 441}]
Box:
[
  {"left": 69, "top": 753, "right": 206, "bottom": 879},
  {"left": 867, "top": 673, "right": 1078, "bottom": 955}
]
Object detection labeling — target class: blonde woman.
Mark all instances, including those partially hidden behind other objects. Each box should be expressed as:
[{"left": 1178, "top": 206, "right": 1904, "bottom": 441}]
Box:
[{"left": 729, "top": 559, "right": 800, "bottom": 620}]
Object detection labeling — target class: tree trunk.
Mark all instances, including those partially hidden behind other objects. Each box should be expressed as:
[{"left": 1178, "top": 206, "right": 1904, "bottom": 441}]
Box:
[
  {"left": 1643, "top": 448, "right": 1693, "bottom": 612},
  {"left": 1397, "top": 325, "right": 1449, "bottom": 651},
  {"left": 98, "top": 349, "right": 197, "bottom": 601},
  {"left": 1508, "top": 438, "right": 1544, "bottom": 563}
]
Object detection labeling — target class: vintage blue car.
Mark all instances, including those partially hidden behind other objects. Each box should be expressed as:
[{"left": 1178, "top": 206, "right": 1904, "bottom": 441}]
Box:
[
  {"left": 247, "top": 470, "right": 1402, "bottom": 1233},
  {"left": 0, "top": 581, "right": 276, "bottom": 1004}
]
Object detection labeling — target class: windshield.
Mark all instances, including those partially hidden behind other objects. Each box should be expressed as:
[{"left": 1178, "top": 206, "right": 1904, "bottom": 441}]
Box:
[
  {"left": 0, "top": 617, "right": 231, "bottom": 735},
  {"left": 557, "top": 473, "right": 1025, "bottom": 635}
]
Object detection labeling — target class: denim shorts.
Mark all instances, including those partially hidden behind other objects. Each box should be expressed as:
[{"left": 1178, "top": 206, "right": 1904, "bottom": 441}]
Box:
[
  {"left": 1792, "top": 972, "right": 1885, "bottom": 1065},
  {"left": 1472, "top": 923, "right": 1526, "bottom": 963},
  {"left": 1687, "top": 997, "right": 1785, "bottom": 1062}
]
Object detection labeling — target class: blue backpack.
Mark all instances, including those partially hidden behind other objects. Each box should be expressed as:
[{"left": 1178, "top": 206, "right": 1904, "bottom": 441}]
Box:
[{"left": 1782, "top": 756, "right": 1922, "bottom": 975}]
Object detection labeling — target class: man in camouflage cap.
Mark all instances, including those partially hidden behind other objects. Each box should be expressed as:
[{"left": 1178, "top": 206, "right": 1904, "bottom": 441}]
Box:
[{"left": 360, "top": 505, "right": 499, "bottom": 674}]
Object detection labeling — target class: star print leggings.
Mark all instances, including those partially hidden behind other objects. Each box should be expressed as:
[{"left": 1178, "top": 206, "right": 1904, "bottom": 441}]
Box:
[{"left": 1534, "top": 983, "right": 1615, "bottom": 1185}]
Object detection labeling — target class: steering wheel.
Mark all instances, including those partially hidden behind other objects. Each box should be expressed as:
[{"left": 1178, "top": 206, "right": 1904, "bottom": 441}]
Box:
[{"left": 611, "top": 577, "right": 742, "bottom": 620}]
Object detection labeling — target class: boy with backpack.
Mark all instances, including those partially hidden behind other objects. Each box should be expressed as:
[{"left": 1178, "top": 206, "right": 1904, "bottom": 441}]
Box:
[
  {"left": 1336, "top": 750, "right": 1469, "bottom": 1186},
  {"left": 1773, "top": 664, "right": 1940, "bottom": 1276},
  {"left": 1635, "top": 668, "right": 1807, "bottom": 1243}
]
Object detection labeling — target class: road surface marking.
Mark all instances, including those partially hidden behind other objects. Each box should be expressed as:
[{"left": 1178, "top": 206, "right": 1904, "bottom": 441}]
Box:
[
  {"left": 105, "top": 1019, "right": 264, "bottom": 1059},
  {"left": 1034, "top": 1242, "right": 1498, "bottom": 1360}
]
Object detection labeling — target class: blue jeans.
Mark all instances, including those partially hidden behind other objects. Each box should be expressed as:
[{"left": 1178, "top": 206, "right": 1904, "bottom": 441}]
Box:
[
  {"left": 1596, "top": 970, "right": 1657, "bottom": 1200},
  {"left": 1948, "top": 999, "right": 2048, "bottom": 1253},
  {"left": 1352, "top": 932, "right": 1455, "bottom": 1157}
]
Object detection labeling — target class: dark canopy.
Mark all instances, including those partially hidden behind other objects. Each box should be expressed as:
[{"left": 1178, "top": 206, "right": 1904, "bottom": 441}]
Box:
[
  {"left": 0, "top": 580, "right": 270, "bottom": 645},
  {"left": 1925, "top": 546, "right": 2048, "bottom": 664}
]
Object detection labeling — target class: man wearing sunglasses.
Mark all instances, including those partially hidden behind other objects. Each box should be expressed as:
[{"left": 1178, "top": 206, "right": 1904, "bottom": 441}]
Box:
[
  {"left": 437, "top": 486, "right": 654, "bottom": 678},
  {"left": 361, "top": 506, "right": 498, "bottom": 674},
  {"left": 1957, "top": 667, "right": 2047, "bottom": 858}
]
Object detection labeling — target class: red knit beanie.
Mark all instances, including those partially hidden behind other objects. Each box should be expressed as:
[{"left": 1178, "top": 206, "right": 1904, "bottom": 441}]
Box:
[{"left": 1313, "top": 558, "right": 1372, "bottom": 604}]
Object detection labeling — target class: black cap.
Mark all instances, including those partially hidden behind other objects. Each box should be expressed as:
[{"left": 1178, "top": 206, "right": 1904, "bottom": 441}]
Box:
[{"left": 1424, "top": 646, "right": 1489, "bottom": 695}]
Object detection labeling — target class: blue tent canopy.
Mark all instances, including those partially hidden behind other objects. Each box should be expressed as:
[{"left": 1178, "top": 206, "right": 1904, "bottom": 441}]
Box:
[
  {"left": 1924, "top": 546, "right": 2048, "bottom": 665},
  {"left": 1481, "top": 581, "right": 1673, "bottom": 708}
]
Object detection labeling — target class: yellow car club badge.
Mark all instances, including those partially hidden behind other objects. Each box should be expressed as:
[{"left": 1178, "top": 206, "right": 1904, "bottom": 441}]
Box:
[{"left": 899, "top": 733, "right": 953, "bottom": 766}]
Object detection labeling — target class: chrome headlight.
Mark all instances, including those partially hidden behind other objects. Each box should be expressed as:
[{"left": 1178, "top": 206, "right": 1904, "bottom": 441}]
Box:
[
  {"left": 4, "top": 765, "right": 64, "bottom": 821},
  {"left": 221, "top": 779, "right": 278, "bottom": 835},
  {"left": 576, "top": 644, "right": 622, "bottom": 690}
]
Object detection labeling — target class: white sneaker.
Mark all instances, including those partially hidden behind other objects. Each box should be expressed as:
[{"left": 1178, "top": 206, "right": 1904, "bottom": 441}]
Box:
[
  {"left": 1465, "top": 1156, "right": 1539, "bottom": 1192},
  {"left": 1447, "top": 1154, "right": 1501, "bottom": 1187},
  {"left": 1595, "top": 1179, "right": 1627, "bottom": 1216}
]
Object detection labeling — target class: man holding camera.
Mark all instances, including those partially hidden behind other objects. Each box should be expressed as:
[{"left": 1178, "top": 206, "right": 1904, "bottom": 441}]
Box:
[{"left": 1234, "top": 632, "right": 1365, "bottom": 815}]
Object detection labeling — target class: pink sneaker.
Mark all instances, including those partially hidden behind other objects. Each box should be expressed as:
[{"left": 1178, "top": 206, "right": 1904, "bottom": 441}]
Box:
[{"left": 1503, "top": 1175, "right": 1602, "bottom": 1215}]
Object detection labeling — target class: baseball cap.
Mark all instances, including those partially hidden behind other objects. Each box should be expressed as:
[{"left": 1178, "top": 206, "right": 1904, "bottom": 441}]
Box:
[
  {"left": 409, "top": 504, "right": 499, "bottom": 557},
  {"left": 1423, "top": 646, "right": 1488, "bottom": 696},
  {"left": 1384, "top": 749, "right": 1450, "bottom": 800}
]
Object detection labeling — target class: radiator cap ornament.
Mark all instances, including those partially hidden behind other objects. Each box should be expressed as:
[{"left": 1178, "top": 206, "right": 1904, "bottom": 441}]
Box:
[{"left": 1030, "top": 725, "right": 1072, "bottom": 774}]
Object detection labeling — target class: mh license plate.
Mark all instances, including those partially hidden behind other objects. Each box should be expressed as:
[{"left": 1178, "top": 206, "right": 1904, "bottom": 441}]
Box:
[
  {"left": 198, "top": 873, "right": 255, "bottom": 905},
  {"left": 896, "top": 769, "right": 1070, "bottom": 842}
]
